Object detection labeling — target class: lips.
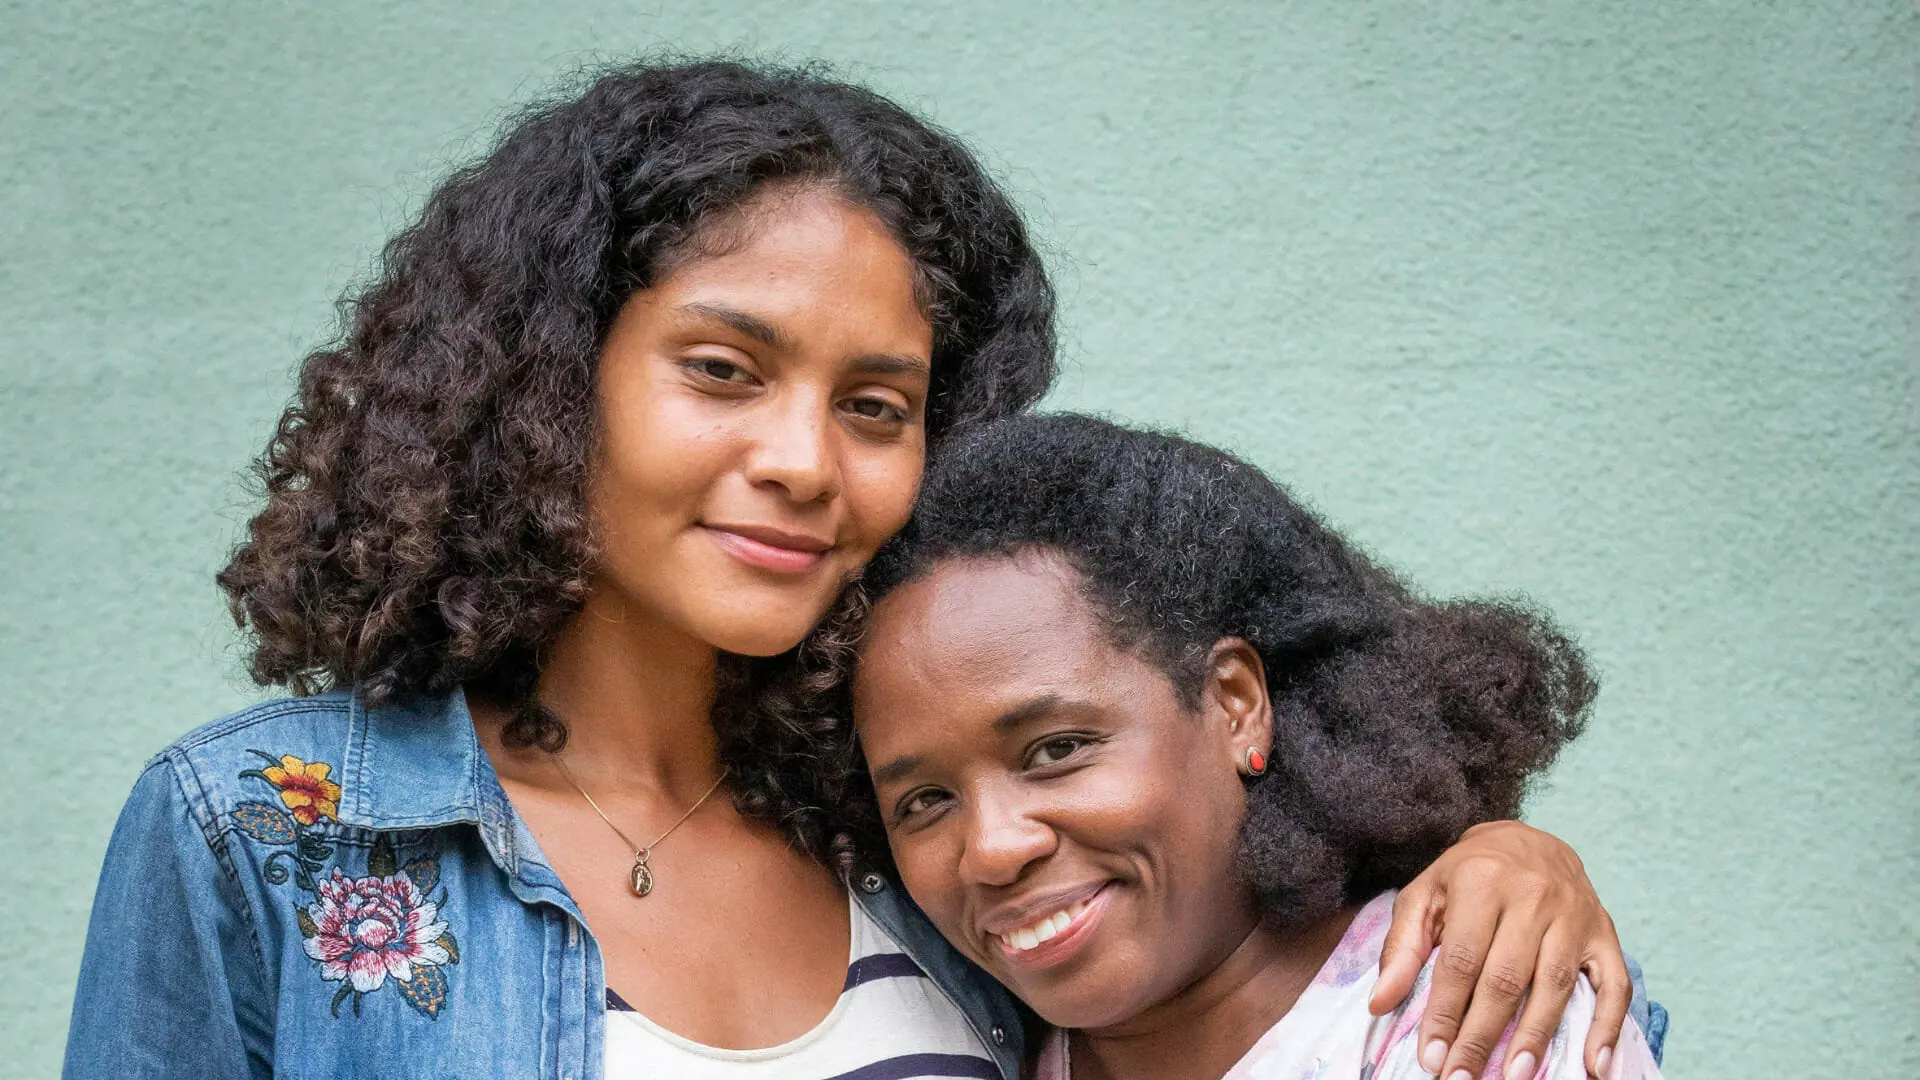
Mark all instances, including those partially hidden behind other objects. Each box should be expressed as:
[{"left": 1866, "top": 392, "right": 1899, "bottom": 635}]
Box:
[
  {"left": 998, "top": 898, "right": 1091, "bottom": 952},
  {"left": 702, "top": 523, "right": 834, "bottom": 574},
  {"left": 982, "top": 882, "right": 1111, "bottom": 968}
]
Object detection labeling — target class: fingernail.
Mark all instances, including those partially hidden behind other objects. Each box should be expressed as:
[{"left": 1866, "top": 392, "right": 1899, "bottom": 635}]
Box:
[
  {"left": 1595, "top": 1046, "right": 1613, "bottom": 1077},
  {"left": 1447, "top": 1070, "right": 1472, "bottom": 1080},
  {"left": 1420, "top": 1039, "right": 1448, "bottom": 1072},
  {"left": 1505, "top": 1050, "right": 1537, "bottom": 1080}
]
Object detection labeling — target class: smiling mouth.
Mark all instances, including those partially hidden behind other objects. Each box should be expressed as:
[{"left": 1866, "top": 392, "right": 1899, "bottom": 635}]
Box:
[
  {"left": 701, "top": 525, "right": 832, "bottom": 575},
  {"left": 987, "top": 884, "right": 1111, "bottom": 967},
  {"left": 999, "top": 898, "right": 1091, "bottom": 952}
]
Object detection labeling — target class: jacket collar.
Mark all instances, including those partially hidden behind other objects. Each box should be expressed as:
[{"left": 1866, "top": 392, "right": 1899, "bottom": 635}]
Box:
[
  {"left": 335, "top": 688, "right": 531, "bottom": 878},
  {"left": 331, "top": 687, "right": 592, "bottom": 915}
]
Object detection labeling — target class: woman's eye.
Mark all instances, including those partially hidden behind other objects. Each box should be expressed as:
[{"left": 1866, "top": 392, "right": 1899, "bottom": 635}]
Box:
[
  {"left": 843, "top": 396, "right": 909, "bottom": 424},
  {"left": 898, "top": 788, "right": 947, "bottom": 820},
  {"left": 1030, "top": 737, "right": 1087, "bottom": 767},
  {"left": 687, "top": 358, "right": 754, "bottom": 384}
]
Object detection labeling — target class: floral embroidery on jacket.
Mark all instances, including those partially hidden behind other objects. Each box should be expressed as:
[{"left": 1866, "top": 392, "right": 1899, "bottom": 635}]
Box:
[
  {"left": 256, "top": 754, "right": 342, "bottom": 824},
  {"left": 229, "top": 749, "right": 460, "bottom": 1018}
]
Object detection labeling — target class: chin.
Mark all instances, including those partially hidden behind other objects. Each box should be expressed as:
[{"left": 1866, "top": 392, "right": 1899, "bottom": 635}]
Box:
[
  {"left": 991, "top": 953, "right": 1153, "bottom": 1032},
  {"left": 1016, "top": 982, "right": 1146, "bottom": 1032},
  {"left": 713, "top": 627, "right": 817, "bottom": 658},
  {"left": 652, "top": 563, "right": 854, "bottom": 657},
  {"left": 698, "top": 605, "right": 834, "bottom": 658}
]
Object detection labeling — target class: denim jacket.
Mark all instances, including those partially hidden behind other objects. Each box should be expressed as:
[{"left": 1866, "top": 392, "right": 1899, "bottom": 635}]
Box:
[{"left": 64, "top": 689, "right": 1663, "bottom": 1078}]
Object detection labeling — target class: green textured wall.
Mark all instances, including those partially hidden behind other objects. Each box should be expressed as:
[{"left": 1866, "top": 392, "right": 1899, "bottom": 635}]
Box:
[{"left": 4, "top": 2, "right": 1915, "bottom": 1076}]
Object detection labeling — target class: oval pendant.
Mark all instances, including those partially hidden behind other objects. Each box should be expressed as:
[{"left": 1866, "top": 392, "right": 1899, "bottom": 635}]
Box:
[{"left": 630, "top": 852, "right": 654, "bottom": 897}]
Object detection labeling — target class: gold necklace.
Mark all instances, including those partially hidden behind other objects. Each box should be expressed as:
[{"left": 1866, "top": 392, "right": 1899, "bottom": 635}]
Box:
[{"left": 550, "top": 755, "right": 729, "bottom": 898}]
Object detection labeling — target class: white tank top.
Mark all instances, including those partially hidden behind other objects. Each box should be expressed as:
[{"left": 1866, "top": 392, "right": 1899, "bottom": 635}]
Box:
[{"left": 602, "top": 896, "right": 996, "bottom": 1079}]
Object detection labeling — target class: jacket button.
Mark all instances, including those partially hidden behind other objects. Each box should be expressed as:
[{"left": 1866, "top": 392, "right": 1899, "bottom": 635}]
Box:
[
  {"left": 859, "top": 873, "right": 886, "bottom": 894},
  {"left": 990, "top": 1026, "right": 1006, "bottom": 1045}
]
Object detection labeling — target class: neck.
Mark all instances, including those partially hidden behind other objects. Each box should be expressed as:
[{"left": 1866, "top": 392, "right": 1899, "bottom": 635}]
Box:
[
  {"left": 519, "top": 577, "right": 725, "bottom": 796},
  {"left": 1070, "top": 909, "right": 1359, "bottom": 1080}
]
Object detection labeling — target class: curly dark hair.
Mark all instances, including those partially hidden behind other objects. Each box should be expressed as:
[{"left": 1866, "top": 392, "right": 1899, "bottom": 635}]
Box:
[
  {"left": 816, "top": 413, "right": 1597, "bottom": 926},
  {"left": 216, "top": 57, "right": 1057, "bottom": 861}
]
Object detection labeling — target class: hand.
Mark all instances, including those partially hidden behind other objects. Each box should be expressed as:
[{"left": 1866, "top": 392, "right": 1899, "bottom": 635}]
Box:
[{"left": 1369, "top": 820, "right": 1630, "bottom": 1080}]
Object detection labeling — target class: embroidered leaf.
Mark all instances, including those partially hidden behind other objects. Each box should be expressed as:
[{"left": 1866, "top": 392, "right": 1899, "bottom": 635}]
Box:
[
  {"left": 435, "top": 930, "right": 460, "bottom": 964},
  {"left": 295, "top": 906, "right": 319, "bottom": 939},
  {"left": 368, "top": 836, "right": 397, "bottom": 880},
  {"left": 231, "top": 802, "right": 297, "bottom": 845},
  {"left": 262, "top": 851, "right": 296, "bottom": 886},
  {"left": 330, "top": 984, "right": 352, "bottom": 1018},
  {"left": 245, "top": 748, "right": 286, "bottom": 767},
  {"left": 351, "top": 991, "right": 363, "bottom": 1017},
  {"left": 298, "top": 834, "right": 334, "bottom": 871},
  {"left": 401, "top": 856, "right": 440, "bottom": 897},
  {"left": 397, "top": 964, "right": 448, "bottom": 1019}
]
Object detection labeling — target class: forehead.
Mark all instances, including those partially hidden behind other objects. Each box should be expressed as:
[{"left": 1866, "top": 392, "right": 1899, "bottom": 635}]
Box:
[
  {"left": 647, "top": 199, "right": 930, "bottom": 368},
  {"left": 853, "top": 555, "right": 1120, "bottom": 731},
  {"left": 662, "top": 190, "right": 922, "bottom": 309}
]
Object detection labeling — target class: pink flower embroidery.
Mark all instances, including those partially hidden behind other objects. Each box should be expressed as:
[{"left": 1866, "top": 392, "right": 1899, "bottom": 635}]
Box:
[{"left": 301, "top": 867, "right": 452, "bottom": 993}]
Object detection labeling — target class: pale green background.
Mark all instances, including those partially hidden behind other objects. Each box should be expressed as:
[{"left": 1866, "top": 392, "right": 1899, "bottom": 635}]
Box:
[{"left": 3, "top": 1, "right": 1915, "bottom": 1076}]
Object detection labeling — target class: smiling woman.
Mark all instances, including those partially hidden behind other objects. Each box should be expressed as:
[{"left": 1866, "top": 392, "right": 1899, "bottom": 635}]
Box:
[
  {"left": 66, "top": 56, "right": 1654, "bottom": 1080},
  {"left": 583, "top": 187, "right": 934, "bottom": 658},
  {"left": 65, "top": 58, "right": 1055, "bottom": 1080},
  {"left": 845, "top": 414, "right": 1667, "bottom": 1080}
]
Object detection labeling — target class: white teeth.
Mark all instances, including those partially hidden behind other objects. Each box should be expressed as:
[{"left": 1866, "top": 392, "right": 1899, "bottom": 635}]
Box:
[{"left": 999, "top": 900, "right": 1094, "bottom": 952}]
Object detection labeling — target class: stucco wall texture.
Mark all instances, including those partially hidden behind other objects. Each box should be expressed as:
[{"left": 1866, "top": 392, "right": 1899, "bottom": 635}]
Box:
[{"left": 3, "top": 1, "right": 1914, "bottom": 1076}]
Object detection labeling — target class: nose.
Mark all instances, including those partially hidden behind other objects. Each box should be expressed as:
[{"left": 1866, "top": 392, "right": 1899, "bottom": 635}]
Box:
[
  {"left": 957, "top": 782, "right": 1056, "bottom": 888},
  {"left": 743, "top": 387, "right": 841, "bottom": 504}
]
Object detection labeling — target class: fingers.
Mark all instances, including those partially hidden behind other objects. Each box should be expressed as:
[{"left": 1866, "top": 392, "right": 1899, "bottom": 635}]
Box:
[
  {"left": 1413, "top": 897, "right": 1500, "bottom": 1076},
  {"left": 1495, "top": 925, "right": 1583, "bottom": 1080},
  {"left": 1582, "top": 946, "right": 1631, "bottom": 1079},
  {"left": 1437, "top": 909, "right": 1550, "bottom": 1080},
  {"left": 1370, "top": 882, "right": 1437, "bottom": 1016},
  {"left": 1393, "top": 819, "right": 1621, "bottom": 1077}
]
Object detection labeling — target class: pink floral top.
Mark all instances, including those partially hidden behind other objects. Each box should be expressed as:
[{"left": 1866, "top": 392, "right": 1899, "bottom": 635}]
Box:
[{"left": 1034, "top": 891, "right": 1663, "bottom": 1080}]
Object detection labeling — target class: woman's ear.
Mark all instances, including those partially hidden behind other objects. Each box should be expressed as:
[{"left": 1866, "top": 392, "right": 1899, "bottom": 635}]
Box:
[{"left": 1206, "top": 637, "right": 1273, "bottom": 758}]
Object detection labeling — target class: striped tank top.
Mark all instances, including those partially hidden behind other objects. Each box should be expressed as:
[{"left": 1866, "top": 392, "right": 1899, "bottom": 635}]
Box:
[{"left": 603, "top": 895, "right": 998, "bottom": 1079}]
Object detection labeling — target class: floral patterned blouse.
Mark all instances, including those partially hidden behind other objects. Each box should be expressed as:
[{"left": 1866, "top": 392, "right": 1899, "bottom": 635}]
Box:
[{"left": 1034, "top": 891, "right": 1665, "bottom": 1080}]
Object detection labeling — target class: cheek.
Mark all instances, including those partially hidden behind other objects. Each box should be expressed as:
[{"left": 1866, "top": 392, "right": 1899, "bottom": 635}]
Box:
[
  {"left": 595, "top": 383, "right": 731, "bottom": 519},
  {"left": 1164, "top": 753, "right": 1245, "bottom": 852},
  {"left": 888, "top": 833, "right": 967, "bottom": 931},
  {"left": 839, "top": 442, "right": 924, "bottom": 552},
  {"left": 1099, "top": 744, "right": 1244, "bottom": 871}
]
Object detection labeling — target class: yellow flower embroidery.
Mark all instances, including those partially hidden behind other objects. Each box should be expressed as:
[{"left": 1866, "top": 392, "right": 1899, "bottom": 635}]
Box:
[{"left": 261, "top": 755, "right": 342, "bottom": 825}]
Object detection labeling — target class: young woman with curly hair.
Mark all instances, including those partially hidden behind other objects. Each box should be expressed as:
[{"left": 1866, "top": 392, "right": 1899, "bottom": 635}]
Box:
[
  {"left": 67, "top": 60, "right": 1653, "bottom": 1080},
  {"left": 848, "top": 414, "right": 1668, "bottom": 1080}
]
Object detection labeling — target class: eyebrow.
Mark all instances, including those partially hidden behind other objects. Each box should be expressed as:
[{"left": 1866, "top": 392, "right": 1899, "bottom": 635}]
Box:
[
  {"left": 680, "top": 302, "right": 931, "bottom": 378},
  {"left": 681, "top": 302, "right": 793, "bottom": 351},
  {"left": 848, "top": 353, "right": 932, "bottom": 378},
  {"left": 868, "top": 693, "right": 1066, "bottom": 788},
  {"left": 991, "top": 693, "right": 1065, "bottom": 736},
  {"left": 871, "top": 752, "right": 924, "bottom": 788}
]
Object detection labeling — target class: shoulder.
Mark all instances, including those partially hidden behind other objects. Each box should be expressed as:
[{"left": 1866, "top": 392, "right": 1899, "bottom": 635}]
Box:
[
  {"left": 166, "top": 691, "right": 355, "bottom": 752},
  {"left": 135, "top": 692, "right": 358, "bottom": 839},
  {"left": 1367, "top": 958, "right": 1663, "bottom": 1080}
]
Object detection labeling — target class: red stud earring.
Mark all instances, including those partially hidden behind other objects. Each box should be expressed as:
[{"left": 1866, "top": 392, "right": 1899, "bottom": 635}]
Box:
[{"left": 1242, "top": 746, "right": 1267, "bottom": 776}]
